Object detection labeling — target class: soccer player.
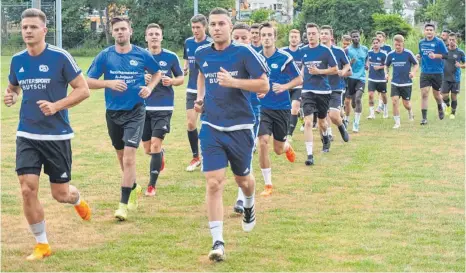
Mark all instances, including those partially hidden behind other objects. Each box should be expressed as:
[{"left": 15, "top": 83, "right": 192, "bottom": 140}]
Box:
[
  {"left": 282, "top": 29, "right": 304, "bottom": 141},
  {"left": 194, "top": 7, "right": 269, "bottom": 261},
  {"left": 257, "top": 23, "right": 301, "bottom": 196},
  {"left": 300, "top": 23, "right": 338, "bottom": 166},
  {"left": 374, "top": 31, "right": 392, "bottom": 113},
  {"left": 417, "top": 23, "right": 448, "bottom": 125},
  {"left": 183, "top": 14, "right": 213, "bottom": 171},
  {"left": 87, "top": 16, "right": 162, "bottom": 221},
  {"left": 441, "top": 29, "right": 450, "bottom": 45},
  {"left": 441, "top": 32, "right": 465, "bottom": 119},
  {"left": 250, "top": 23, "right": 263, "bottom": 52},
  {"left": 341, "top": 35, "right": 351, "bottom": 50},
  {"left": 344, "top": 30, "right": 368, "bottom": 132},
  {"left": 5, "top": 8, "right": 91, "bottom": 260},
  {"left": 142, "top": 23, "right": 184, "bottom": 196},
  {"left": 385, "top": 35, "right": 418, "bottom": 129},
  {"left": 320, "top": 25, "right": 350, "bottom": 142},
  {"left": 366, "top": 37, "right": 389, "bottom": 119}
]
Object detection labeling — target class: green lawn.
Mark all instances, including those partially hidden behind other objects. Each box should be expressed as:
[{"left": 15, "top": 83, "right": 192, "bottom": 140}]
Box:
[{"left": 1, "top": 56, "right": 464, "bottom": 271}]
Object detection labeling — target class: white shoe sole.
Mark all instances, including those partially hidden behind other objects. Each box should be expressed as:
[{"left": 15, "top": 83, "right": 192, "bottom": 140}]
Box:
[
  {"left": 208, "top": 250, "right": 226, "bottom": 262},
  {"left": 242, "top": 220, "right": 256, "bottom": 232}
]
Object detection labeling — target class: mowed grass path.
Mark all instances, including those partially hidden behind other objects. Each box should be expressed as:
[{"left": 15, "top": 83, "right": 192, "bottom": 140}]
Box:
[{"left": 1, "top": 56, "right": 464, "bottom": 271}]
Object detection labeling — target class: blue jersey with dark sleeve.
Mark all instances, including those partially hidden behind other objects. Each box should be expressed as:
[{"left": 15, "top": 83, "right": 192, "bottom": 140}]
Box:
[
  {"left": 386, "top": 49, "right": 418, "bottom": 86},
  {"left": 418, "top": 37, "right": 448, "bottom": 74},
  {"left": 146, "top": 48, "right": 183, "bottom": 110},
  {"left": 443, "top": 47, "right": 465, "bottom": 82},
  {"left": 368, "top": 50, "right": 387, "bottom": 82},
  {"left": 8, "top": 44, "right": 81, "bottom": 140},
  {"left": 281, "top": 46, "right": 304, "bottom": 90},
  {"left": 381, "top": 44, "right": 392, "bottom": 54},
  {"left": 346, "top": 44, "right": 369, "bottom": 81},
  {"left": 183, "top": 36, "right": 213, "bottom": 93},
  {"left": 87, "top": 45, "right": 160, "bottom": 111},
  {"left": 195, "top": 43, "right": 269, "bottom": 131},
  {"left": 259, "top": 48, "right": 301, "bottom": 110},
  {"left": 328, "top": 45, "right": 350, "bottom": 92},
  {"left": 300, "top": 44, "right": 337, "bottom": 94}
]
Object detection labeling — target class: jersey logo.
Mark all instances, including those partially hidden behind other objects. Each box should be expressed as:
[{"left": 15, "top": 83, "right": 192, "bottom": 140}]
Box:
[
  {"left": 377, "top": 57, "right": 381, "bottom": 61},
  {"left": 431, "top": 44, "right": 435, "bottom": 47},
  {"left": 202, "top": 61, "right": 208, "bottom": 67},
  {"left": 187, "top": 48, "right": 190, "bottom": 52},
  {"left": 19, "top": 67, "right": 24, "bottom": 73},
  {"left": 453, "top": 54, "right": 458, "bottom": 58},
  {"left": 130, "top": 60, "right": 138, "bottom": 66},
  {"left": 60, "top": 172, "right": 68, "bottom": 179},
  {"left": 243, "top": 168, "right": 249, "bottom": 174},
  {"left": 159, "top": 61, "right": 167, "bottom": 66},
  {"left": 271, "top": 63, "right": 278, "bottom": 69},
  {"left": 162, "top": 125, "right": 168, "bottom": 130},
  {"left": 39, "top": 65, "right": 49, "bottom": 72},
  {"left": 303, "top": 54, "right": 307, "bottom": 57}
]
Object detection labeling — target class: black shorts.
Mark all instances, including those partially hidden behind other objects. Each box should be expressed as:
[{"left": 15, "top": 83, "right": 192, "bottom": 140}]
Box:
[
  {"left": 16, "top": 137, "right": 72, "bottom": 183},
  {"left": 106, "top": 103, "right": 145, "bottom": 150},
  {"left": 441, "top": 81, "right": 460, "bottom": 94},
  {"left": 368, "top": 81, "right": 387, "bottom": 93},
  {"left": 186, "top": 92, "right": 197, "bottom": 110},
  {"left": 258, "top": 109, "right": 290, "bottom": 142},
  {"left": 302, "top": 92, "right": 330, "bottom": 119},
  {"left": 391, "top": 85, "right": 412, "bottom": 101},
  {"left": 420, "top": 73, "right": 443, "bottom": 90},
  {"left": 345, "top": 78, "right": 365, "bottom": 98},
  {"left": 290, "top": 88, "right": 302, "bottom": 101},
  {"left": 329, "top": 91, "right": 343, "bottom": 111},
  {"left": 142, "top": 110, "right": 173, "bottom": 141}
]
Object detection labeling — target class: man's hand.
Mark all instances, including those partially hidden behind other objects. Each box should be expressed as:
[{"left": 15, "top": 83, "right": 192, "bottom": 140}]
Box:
[
  {"left": 218, "top": 67, "right": 236, "bottom": 87},
  {"left": 106, "top": 80, "right": 127, "bottom": 92},
  {"left": 272, "top": 83, "right": 287, "bottom": 94},
  {"left": 428, "top": 52, "right": 436, "bottom": 59},
  {"left": 144, "top": 74, "right": 152, "bottom": 85},
  {"left": 183, "top": 67, "right": 189, "bottom": 76},
  {"left": 257, "top": 92, "right": 267, "bottom": 99},
  {"left": 385, "top": 74, "right": 389, "bottom": 81},
  {"left": 455, "top": 61, "right": 461, "bottom": 68},
  {"left": 4, "top": 87, "right": 18, "bottom": 107},
  {"left": 138, "top": 86, "right": 152, "bottom": 98},
  {"left": 194, "top": 99, "right": 204, "bottom": 113},
  {"left": 161, "top": 75, "right": 173, "bottom": 86},
  {"left": 37, "top": 100, "right": 58, "bottom": 116},
  {"left": 416, "top": 54, "right": 421, "bottom": 60},
  {"left": 409, "top": 72, "right": 414, "bottom": 79},
  {"left": 308, "top": 64, "right": 320, "bottom": 75}
]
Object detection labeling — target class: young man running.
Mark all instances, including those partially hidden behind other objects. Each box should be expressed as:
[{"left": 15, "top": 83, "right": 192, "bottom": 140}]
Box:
[
  {"left": 441, "top": 32, "right": 465, "bottom": 119},
  {"left": 367, "top": 37, "right": 389, "bottom": 119},
  {"left": 87, "top": 17, "right": 162, "bottom": 221},
  {"left": 300, "top": 23, "right": 338, "bottom": 165},
  {"left": 250, "top": 23, "right": 263, "bottom": 52},
  {"left": 5, "top": 8, "right": 91, "bottom": 260},
  {"left": 417, "top": 23, "right": 448, "bottom": 125},
  {"left": 441, "top": 29, "right": 450, "bottom": 45},
  {"left": 374, "top": 31, "right": 392, "bottom": 113},
  {"left": 385, "top": 35, "right": 418, "bottom": 128},
  {"left": 143, "top": 23, "right": 184, "bottom": 196},
  {"left": 194, "top": 7, "right": 269, "bottom": 262},
  {"left": 257, "top": 23, "right": 301, "bottom": 197},
  {"left": 183, "top": 14, "right": 213, "bottom": 171}
]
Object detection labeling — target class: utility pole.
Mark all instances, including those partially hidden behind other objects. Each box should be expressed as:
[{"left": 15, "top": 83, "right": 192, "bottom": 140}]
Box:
[
  {"left": 194, "top": 0, "right": 198, "bottom": 15},
  {"left": 56, "top": 0, "right": 62, "bottom": 47},
  {"left": 32, "top": 0, "right": 41, "bottom": 9}
]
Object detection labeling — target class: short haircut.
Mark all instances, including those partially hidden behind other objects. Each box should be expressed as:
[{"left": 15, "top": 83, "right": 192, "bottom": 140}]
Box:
[
  {"left": 372, "top": 37, "right": 380, "bottom": 43},
  {"left": 289, "top": 29, "right": 300, "bottom": 35},
  {"left": 209, "top": 7, "right": 229, "bottom": 17},
  {"left": 449, "top": 32, "right": 457, "bottom": 38},
  {"left": 259, "top": 22, "right": 277, "bottom": 37},
  {"left": 232, "top": 23, "right": 250, "bottom": 32},
  {"left": 21, "top": 8, "right": 46, "bottom": 24},
  {"left": 306, "top": 23, "right": 319, "bottom": 30},
  {"left": 146, "top": 23, "right": 162, "bottom": 34},
  {"left": 342, "top": 34, "right": 351, "bottom": 41},
  {"left": 191, "top": 14, "right": 207, "bottom": 27},
  {"left": 442, "top": 29, "right": 450, "bottom": 33},
  {"left": 111, "top": 16, "right": 131, "bottom": 27},
  {"left": 375, "top": 31, "right": 386, "bottom": 38},
  {"left": 393, "top": 34, "right": 404, "bottom": 43},
  {"left": 424, "top": 23, "right": 435, "bottom": 29},
  {"left": 321, "top": 25, "right": 333, "bottom": 35},
  {"left": 350, "top": 30, "right": 360, "bottom": 36},
  {"left": 251, "top": 23, "right": 261, "bottom": 30}
]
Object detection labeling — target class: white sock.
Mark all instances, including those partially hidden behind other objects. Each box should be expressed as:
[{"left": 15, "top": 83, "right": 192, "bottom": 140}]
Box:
[
  {"left": 73, "top": 193, "right": 81, "bottom": 206},
  {"left": 284, "top": 141, "right": 290, "bottom": 152},
  {"left": 378, "top": 99, "right": 383, "bottom": 108},
  {"left": 355, "top": 113, "right": 361, "bottom": 124},
  {"left": 261, "top": 168, "right": 272, "bottom": 185},
  {"left": 408, "top": 110, "right": 413, "bottom": 118},
  {"left": 305, "top": 141, "right": 313, "bottom": 155},
  {"left": 209, "top": 221, "right": 224, "bottom": 244},
  {"left": 327, "top": 127, "right": 332, "bottom": 136},
  {"left": 394, "top": 115, "right": 400, "bottom": 124},
  {"left": 30, "top": 220, "right": 48, "bottom": 244},
  {"left": 344, "top": 115, "right": 349, "bottom": 122},
  {"left": 384, "top": 104, "right": 388, "bottom": 112},
  {"left": 369, "top": 106, "right": 374, "bottom": 115},
  {"left": 237, "top": 187, "right": 245, "bottom": 202},
  {"left": 244, "top": 194, "right": 255, "bottom": 209}
]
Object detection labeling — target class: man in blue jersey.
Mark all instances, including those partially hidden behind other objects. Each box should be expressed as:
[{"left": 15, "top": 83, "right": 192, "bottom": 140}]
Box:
[
  {"left": 300, "top": 23, "right": 338, "bottom": 166},
  {"left": 250, "top": 23, "right": 263, "bottom": 52},
  {"left": 366, "top": 37, "right": 389, "bottom": 119},
  {"left": 194, "top": 7, "right": 269, "bottom": 262},
  {"left": 183, "top": 14, "right": 212, "bottom": 172},
  {"left": 142, "top": 23, "right": 184, "bottom": 196},
  {"left": 282, "top": 29, "right": 304, "bottom": 141},
  {"left": 87, "top": 17, "right": 162, "bottom": 221},
  {"left": 257, "top": 23, "right": 301, "bottom": 197},
  {"left": 344, "top": 30, "right": 368, "bottom": 132},
  {"left": 5, "top": 8, "right": 91, "bottom": 260},
  {"left": 375, "top": 31, "right": 392, "bottom": 113},
  {"left": 441, "top": 33, "right": 465, "bottom": 119},
  {"left": 320, "top": 25, "right": 350, "bottom": 142},
  {"left": 416, "top": 23, "right": 448, "bottom": 125},
  {"left": 385, "top": 35, "right": 418, "bottom": 129}
]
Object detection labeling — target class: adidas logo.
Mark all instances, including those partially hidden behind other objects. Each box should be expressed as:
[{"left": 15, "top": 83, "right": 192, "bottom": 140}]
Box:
[
  {"left": 162, "top": 125, "right": 168, "bottom": 130},
  {"left": 19, "top": 67, "right": 24, "bottom": 73},
  {"left": 60, "top": 172, "right": 68, "bottom": 179},
  {"left": 243, "top": 168, "right": 249, "bottom": 174},
  {"left": 203, "top": 61, "right": 208, "bottom": 67},
  {"left": 151, "top": 170, "right": 159, "bottom": 175}
]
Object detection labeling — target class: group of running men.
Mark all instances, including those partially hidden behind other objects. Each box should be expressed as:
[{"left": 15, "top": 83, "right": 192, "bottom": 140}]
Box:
[{"left": 5, "top": 7, "right": 465, "bottom": 262}]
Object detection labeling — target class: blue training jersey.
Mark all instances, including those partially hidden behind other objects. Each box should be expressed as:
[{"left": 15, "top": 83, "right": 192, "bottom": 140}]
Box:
[
  {"left": 418, "top": 36, "right": 448, "bottom": 74},
  {"left": 195, "top": 42, "right": 269, "bottom": 131},
  {"left": 328, "top": 45, "right": 350, "bottom": 92},
  {"left": 380, "top": 44, "right": 392, "bottom": 54},
  {"left": 183, "top": 36, "right": 213, "bottom": 94},
  {"left": 251, "top": 44, "right": 263, "bottom": 53},
  {"left": 87, "top": 45, "right": 160, "bottom": 111},
  {"left": 146, "top": 48, "right": 183, "bottom": 111},
  {"left": 281, "top": 46, "right": 304, "bottom": 89},
  {"left": 368, "top": 50, "right": 387, "bottom": 82},
  {"left": 300, "top": 44, "right": 337, "bottom": 94},
  {"left": 260, "top": 48, "right": 301, "bottom": 110},
  {"left": 386, "top": 49, "right": 418, "bottom": 86},
  {"left": 444, "top": 47, "right": 466, "bottom": 82},
  {"left": 346, "top": 44, "right": 369, "bottom": 81},
  {"left": 9, "top": 44, "right": 81, "bottom": 140}
]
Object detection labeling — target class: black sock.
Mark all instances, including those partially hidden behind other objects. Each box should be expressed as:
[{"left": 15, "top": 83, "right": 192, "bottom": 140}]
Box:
[
  {"left": 443, "top": 97, "right": 450, "bottom": 106},
  {"left": 452, "top": 100, "right": 457, "bottom": 114},
  {"left": 187, "top": 129, "right": 199, "bottom": 158},
  {"left": 338, "top": 124, "right": 346, "bottom": 135},
  {"left": 313, "top": 113, "right": 317, "bottom": 125},
  {"left": 422, "top": 109, "right": 427, "bottom": 119},
  {"left": 437, "top": 104, "right": 443, "bottom": 111},
  {"left": 121, "top": 187, "right": 132, "bottom": 204},
  {"left": 289, "top": 114, "right": 298, "bottom": 135},
  {"left": 131, "top": 182, "right": 137, "bottom": 190},
  {"left": 149, "top": 152, "right": 162, "bottom": 187}
]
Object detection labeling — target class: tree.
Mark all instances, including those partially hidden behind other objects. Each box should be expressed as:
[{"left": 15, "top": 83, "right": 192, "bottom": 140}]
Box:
[
  {"left": 415, "top": 0, "right": 465, "bottom": 37},
  {"left": 372, "top": 13, "right": 412, "bottom": 37},
  {"left": 62, "top": 0, "right": 91, "bottom": 48},
  {"left": 391, "top": 0, "right": 404, "bottom": 17},
  {"left": 250, "top": 8, "right": 272, "bottom": 23}
]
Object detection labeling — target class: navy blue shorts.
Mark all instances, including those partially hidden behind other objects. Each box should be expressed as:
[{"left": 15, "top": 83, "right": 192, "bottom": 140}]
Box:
[{"left": 199, "top": 124, "right": 254, "bottom": 176}]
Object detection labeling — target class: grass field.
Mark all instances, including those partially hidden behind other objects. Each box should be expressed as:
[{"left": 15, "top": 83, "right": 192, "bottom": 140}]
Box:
[{"left": 1, "top": 56, "right": 465, "bottom": 272}]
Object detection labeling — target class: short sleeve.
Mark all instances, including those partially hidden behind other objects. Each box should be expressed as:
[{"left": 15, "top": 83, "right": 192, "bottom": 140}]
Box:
[
  {"left": 460, "top": 51, "right": 466, "bottom": 63},
  {"left": 340, "top": 50, "right": 350, "bottom": 66},
  {"left": 381, "top": 53, "right": 387, "bottom": 65},
  {"left": 171, "top": 54, "right": 183, "bottom": 77},
  {"left": 408, "top": 51, "right": 418, "bottom": 65},
  {"left": 183, "top": 41, "right": 188, "bottom": 60},
  {"left": 87, "top": 51, "right": 106, "bottom": 79},
  {"left": 144, "top": 51, "right": 160, "bottom": 74},
  {"left": 61, "top": 50, "right": 82, "bottom": 83},
  {"left": 385, "top": 53, "right": 392, "bottom": 67},
  {"left": 438, "top": 40, "right": 448, "bottom": 55},
  {"left": 194, "top": 51, "right": 202, "bottom": 74},
  {"left": 327, "top": 48, "right": 337, "bottom": 68},
  {"left": 243, "top": 46, "right": 269, "bottom": 79},
  {"left": 282, "top": 57, "right": 300, "bottom": 79},
  {"left": 8, "top": 57, "right": 18, "bottom": 86}
]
